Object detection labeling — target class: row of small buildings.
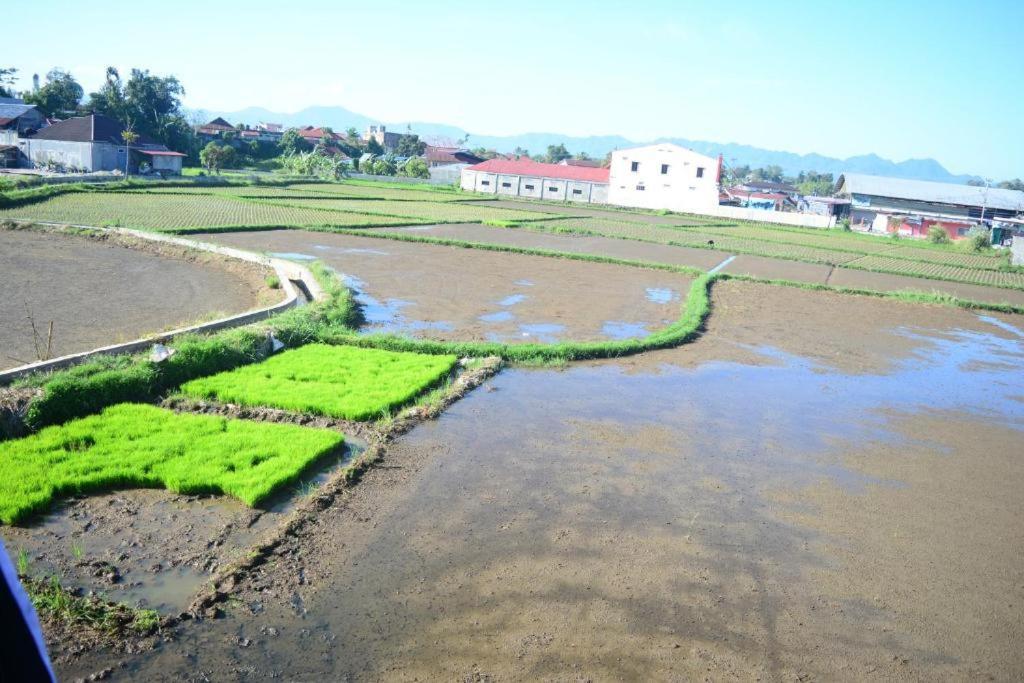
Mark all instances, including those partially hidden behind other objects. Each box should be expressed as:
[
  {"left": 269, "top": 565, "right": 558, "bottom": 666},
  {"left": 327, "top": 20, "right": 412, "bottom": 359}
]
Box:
[
  {"left": 460, "top": 143, "right": 1024, "bottom": 239},
  {"left": 0, "top": 98, "right": 184, "bottom": 174}
]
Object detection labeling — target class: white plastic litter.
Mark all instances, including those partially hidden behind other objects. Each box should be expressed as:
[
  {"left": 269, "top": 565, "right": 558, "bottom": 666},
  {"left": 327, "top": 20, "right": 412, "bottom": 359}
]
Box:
[{"left": 150, "top": 343, "right": 176, "bottom": 363}]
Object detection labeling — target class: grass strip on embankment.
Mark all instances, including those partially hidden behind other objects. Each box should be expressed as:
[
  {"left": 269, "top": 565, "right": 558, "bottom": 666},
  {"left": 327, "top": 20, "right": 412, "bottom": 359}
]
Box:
[
  {"left": 180, "top": 344, "right": 457, "bottom": 420},
  {"left": 0, "top": 403, "right": 344, "bottom": 524},
  {"left": 10, "top": 262, "right": 362, "bottom": 433}
]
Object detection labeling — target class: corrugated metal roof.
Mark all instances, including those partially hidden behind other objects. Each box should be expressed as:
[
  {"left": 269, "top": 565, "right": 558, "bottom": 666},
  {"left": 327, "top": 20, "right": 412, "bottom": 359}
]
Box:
[
  {"left": 0, "top": 103, "right": 35, "bottom": 119},
  {"left": 467, "top": 158, "right": 610, "bottom": 183},
  {"left": 837, "top": 173, "right": 1024, "bottom": 212}
]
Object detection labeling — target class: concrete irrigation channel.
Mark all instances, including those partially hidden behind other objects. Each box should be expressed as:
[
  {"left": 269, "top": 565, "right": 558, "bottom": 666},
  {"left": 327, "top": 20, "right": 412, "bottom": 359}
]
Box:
[{"left": 45, "top": 279, "right": 1024, "bottom": 681}]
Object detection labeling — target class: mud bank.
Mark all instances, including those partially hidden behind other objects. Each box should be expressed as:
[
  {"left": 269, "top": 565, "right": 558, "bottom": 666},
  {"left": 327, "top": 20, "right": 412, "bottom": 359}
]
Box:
[
  {"left": 197, "top": 229, "right": 693, "bottom": 343},
  {"left": 473, "top": 199, "right": 704, "bottom": 225},
  {"left": 0, "top": 228, "right": 277, "bottom": 371},
  {"left": 52, "top": 285, "right": 1024, "bottom": 681}
]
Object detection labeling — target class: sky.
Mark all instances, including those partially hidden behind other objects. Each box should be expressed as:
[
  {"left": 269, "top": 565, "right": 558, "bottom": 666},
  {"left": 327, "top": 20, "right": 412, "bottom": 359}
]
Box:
[{"left": 6, "top": 0, "right": 1023, "bottom": 178}]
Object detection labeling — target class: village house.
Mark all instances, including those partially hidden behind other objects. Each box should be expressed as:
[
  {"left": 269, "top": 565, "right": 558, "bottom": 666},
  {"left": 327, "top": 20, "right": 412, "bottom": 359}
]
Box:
[
  {"left": 607, "top": 143, "right": 721, "bottom": 212},
  {"left": 0, "top": 99, "right": 46, "bottom": 136},
  {"left": 19, "top": 114, "right": 185, "bottom": 174},
  {"left": 363, "top": 125, "right": 400, "bottom": 152},
  {"left": 195, "top": 116, "right": 235, "bottom": 142},
  {"left": 834, "top": 173, "right": 1024, "bottom": 238},
  {"left": 461, "top": 158, "right": 610, "bottom": 203}
]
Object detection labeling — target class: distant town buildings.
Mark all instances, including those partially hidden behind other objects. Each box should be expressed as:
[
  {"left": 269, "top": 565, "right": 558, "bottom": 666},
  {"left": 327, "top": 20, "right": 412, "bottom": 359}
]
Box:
[
  {"left": 363, "top": 125, "right": 400, "bottom": 153},
  {"left": 834, "top": 173, "right": 1024, "bottom": 238},
  {"left": 460, "top": 158, "right": 610, "bottom": 203},
  {"left": 607, "top": 144, "right": 721, "bottom": 212},
  {"left": 17, "top": 114, "right": 185, "bottom": 174}
]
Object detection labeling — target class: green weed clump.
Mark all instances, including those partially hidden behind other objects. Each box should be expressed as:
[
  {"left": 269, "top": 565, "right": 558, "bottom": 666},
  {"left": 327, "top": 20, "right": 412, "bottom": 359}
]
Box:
[
  {"left": 0, "top": 403, "right": 344, "bottom": 524},
  {"left": 180, "top": 344, "right": 457, "bottom": 420}
]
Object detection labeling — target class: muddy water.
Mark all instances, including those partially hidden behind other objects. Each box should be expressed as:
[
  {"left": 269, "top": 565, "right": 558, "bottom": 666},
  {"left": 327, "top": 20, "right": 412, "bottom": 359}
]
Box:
[
  {"left": 64, "top": 287, "right": 1024, "bottom": 681},
  {"left": 2, "top": 439, "right": 365, "bottom": 614},
  {"left": 198, "top": 229, "right": 692, "bottom": 343},
  {"left": 0, "top": 230, "right": 273, "bottom": 370}
]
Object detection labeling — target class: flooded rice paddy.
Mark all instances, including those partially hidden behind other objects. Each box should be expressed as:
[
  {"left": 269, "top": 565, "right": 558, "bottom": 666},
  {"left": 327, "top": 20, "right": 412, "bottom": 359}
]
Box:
[
  {"left": 198, "top": 229, "right": 691, "bottom": 343},
  {"left": 54, "top": 281, "right": 1024, "bottom": 681}
]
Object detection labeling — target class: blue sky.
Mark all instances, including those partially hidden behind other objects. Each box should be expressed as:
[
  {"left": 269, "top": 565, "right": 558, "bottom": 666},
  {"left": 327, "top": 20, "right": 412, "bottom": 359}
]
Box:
[{"left": 7, "top": 0, "right": 1022, "bottom": 178}]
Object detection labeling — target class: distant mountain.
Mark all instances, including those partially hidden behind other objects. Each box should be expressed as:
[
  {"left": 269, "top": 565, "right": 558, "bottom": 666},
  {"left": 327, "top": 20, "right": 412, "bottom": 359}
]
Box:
[{"left": 193, "top": 105, "right": 978, "bottom": 184}]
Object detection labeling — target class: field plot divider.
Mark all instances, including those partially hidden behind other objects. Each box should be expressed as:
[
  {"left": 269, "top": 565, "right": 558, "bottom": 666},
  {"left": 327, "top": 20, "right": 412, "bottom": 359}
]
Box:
[{"left": 0, "top": 224, "right": 325, "bottom": 384}]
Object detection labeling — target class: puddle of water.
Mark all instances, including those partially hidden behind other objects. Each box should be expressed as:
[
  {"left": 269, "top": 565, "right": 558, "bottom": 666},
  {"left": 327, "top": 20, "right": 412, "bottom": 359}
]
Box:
[
  {"left": 602, "top": 321, "right": 650, "bottom": 340},
  {"left": 312, "top": 245, "right": 389, "bottom": 256},
  {"left": 268, "top": 251, "right": 317, "bottom": 261},
  {"left": 498, "top": 294, "right": 528, "bottom": 306},
  {"left": 977, "top": 314, "right": 1024, "bottom": 338},
  {"left": 519, "top": 323, "right": 565, "bottom": 343},
  {"left": 514, "top": 279, "right": 535, "bottom": 287},
  {"left": 340, "top": 272, "right": 451, "bottom": 335},
  {"left": 644, "top": 287, "right": 678, "bottom": 304},
  {"left": 479, "top": 311, "right": 515, "bottom": 323}
]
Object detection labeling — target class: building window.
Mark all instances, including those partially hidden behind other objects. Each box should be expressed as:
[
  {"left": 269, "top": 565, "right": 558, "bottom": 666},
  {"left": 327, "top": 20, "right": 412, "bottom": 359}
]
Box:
[
  {"left": 524, "top": 184, "right": 534, "bottom": 190},
  {"left": 501, "top": 182, "right": 512, "bottom": 188},
  {"left": 696, "top": 167, "right": 705, "bottom": 178},
  {"left": 630, "top": 161, "right": 639, "bottom": 172},
  {"left": 661, "top": 164, "right": 669, "bottom": 174},
  {"left": 636, "top": 184, "right": 645, "bottom": 191},
  {"left": 548, "top": 186, "right": 558, "bottom": 192},
  {"left": 481, "top": 180, "right": 490, "bottom": 186},
  {"left": 572, "top": 189, "right": 582, "bottom": 195},
  {"left": 956, "top": 227, "right": 968, "bottom": 236}
]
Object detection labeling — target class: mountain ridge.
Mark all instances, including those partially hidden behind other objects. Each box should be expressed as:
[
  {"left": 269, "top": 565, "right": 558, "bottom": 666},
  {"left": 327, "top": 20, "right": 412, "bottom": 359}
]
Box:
[{"left": 192, "top": 105, "right": 979, "bottom": 184}]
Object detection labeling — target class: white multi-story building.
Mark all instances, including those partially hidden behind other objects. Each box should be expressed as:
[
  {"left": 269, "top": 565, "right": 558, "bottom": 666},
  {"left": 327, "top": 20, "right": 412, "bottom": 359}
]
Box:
[{"left": 607, "top": 143, "right": 720, "bottom": 212}]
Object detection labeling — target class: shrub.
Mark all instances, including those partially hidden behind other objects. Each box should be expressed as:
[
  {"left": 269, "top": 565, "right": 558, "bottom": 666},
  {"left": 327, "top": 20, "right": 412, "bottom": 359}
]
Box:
[
  {"left": 928, "top": 226, "right": 951, "bottom": 244},
  {"left": 966, "top": 227, "right": 991, "bottom": 251}
]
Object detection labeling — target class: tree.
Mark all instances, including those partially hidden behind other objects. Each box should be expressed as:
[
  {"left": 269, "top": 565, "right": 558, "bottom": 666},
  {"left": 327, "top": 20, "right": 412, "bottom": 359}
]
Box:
[
  {"left": 401, "top": 157, "right": 430, "bottom": 179},
  {"left": 84, "top": 67, "right": 193, "bottom": 153},
  {"left": 199, "top": 141, "right": 235, "bottom": 174},
  {"left": 967, "top": 179, "right": 986, "bottom": 187},
  {"left": 513, "top": 146, "right": 530, "bottom": 159},
  {"left": 751, "top": 165, "right": 784, "bottom": 182},
  {"left": 544, "top": 143, "right": 571, "bottom": 163},
  {"left": 366, "top": 137, "right": 384, "bottom": 155},
  {"left": 997, "top": 178, "right": 1024, "bottom": 191},
  {"left": 394, "top": 133, "right": 426, "bottom": 157},
  {"left": 278, "top": 129, "right": 310, "bottom": 155},
  {"left": 121, "top": 129, "right": 139, "bottom": 176},
  {"left": 0, "top": 67, "right": 17, "bottom": 98}
]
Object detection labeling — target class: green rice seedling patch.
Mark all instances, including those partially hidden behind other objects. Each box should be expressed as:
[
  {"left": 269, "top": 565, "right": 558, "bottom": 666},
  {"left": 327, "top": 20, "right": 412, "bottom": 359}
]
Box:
[
  {"left": 285, "top": 182, "right": 474, "bottom": 202},
  {"left": 0, "top": 192, "right": 410, "bottom": 230},
  {"left": 0, "top": 403, "right": 344, "bottom": 524},
  {"left": 840, "top": 256, "right": 1024, "bottom": 289},
  {"left": 180, "top": 344, "right": 458, "bottom": 420},
  {"left": 252, "top": 196, "right": 567, "bottom": 223},
  {"left": 880, "top": 245, "right": 1007, "bottom": 269}
]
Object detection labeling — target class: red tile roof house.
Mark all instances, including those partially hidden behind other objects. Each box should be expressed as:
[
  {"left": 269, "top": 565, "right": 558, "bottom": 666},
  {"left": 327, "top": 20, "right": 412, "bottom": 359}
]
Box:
[
  {"left": 23, "top": 114, "right": 185, "bottom": 174},
  {"left": 423, "top": 145, "right": 484, "bottom": 167},
  {"left": 461, "top": 158, "right": 610, "bottom": 203}
]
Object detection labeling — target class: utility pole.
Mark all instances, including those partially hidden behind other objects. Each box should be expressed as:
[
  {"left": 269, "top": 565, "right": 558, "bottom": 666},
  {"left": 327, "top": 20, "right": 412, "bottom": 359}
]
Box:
[{"left": 121, "top": 127, "right": 139, "bottom": 177}]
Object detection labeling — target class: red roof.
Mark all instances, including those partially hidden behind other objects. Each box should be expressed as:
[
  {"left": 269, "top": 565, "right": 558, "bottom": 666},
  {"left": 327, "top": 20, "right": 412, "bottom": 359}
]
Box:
[{"left": 467, "top": 158, "right": 609, "bottom": 183}]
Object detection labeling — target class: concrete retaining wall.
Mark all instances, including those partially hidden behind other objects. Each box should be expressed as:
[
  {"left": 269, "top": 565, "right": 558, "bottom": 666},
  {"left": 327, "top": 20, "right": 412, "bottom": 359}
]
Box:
[{"left": 705, "top": 205, "right": 836, "bottom": 228}]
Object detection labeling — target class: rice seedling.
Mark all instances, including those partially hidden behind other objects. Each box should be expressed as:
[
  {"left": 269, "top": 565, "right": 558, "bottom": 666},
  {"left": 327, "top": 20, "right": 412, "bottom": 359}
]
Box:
[
  {"left": 0, "top": 403, "right": 345, "bottom": 524},
  {"left": 180, "top": 343, "right": 458, "bottom": 420}
]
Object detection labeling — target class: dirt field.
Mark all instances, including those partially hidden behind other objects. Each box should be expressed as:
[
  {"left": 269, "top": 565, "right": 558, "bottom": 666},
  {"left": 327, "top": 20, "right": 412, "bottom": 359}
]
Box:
[
  {"left": 474, "top": 198, "right": 704, "bottom": 225},
  {"left": 49, "top": 281, "right": 1024, "bottom": 681},
  {"left": 376, "top": 222, "right": 729, "bottom": 269},
  {"left": 197, "top": 229, "right": 694, "bottom": 343},
  {"left": 0, "top": 230, "right": 276, "bottom": 370}
]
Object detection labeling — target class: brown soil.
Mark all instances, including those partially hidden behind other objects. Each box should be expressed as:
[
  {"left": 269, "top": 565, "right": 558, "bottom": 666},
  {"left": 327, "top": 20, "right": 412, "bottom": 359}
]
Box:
[
  {"left": 829, "top": 266, "right": 1024, "bottom": 307},
  {"left": 45, "top": 282, "right": 1024, "bottom": 681},
  {"left": 474, "top": 199, "right": 702, "bottom": 225},
  {"left": 0, "top": 227, "right": 279, "bottom": 370},
  {"left": 377, "top": 222, "right": 729, "bottom": 270},
  {"left": 196, "top": 229, "right": 693, "bottom": 343},
  {"left": 721, "top": 252, "right": 833, "bottom": 283},
  {"left": 606, "top": 278, "right": 1024, "bottom": 374}
]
